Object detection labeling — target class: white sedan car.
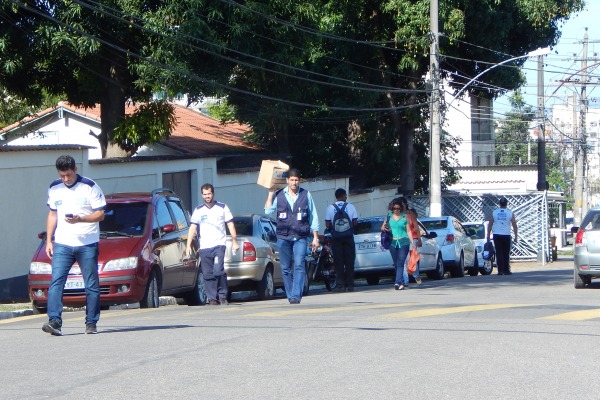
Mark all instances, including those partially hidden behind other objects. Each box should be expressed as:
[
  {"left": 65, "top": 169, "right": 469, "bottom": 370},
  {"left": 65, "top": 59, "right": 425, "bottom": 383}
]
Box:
[
  {"left": 462, "top": 221, "right": 494, "bottom": 276},
  {"left": 353, "top": 216, "right": 445, "bottom": 285},
  {"left": 419, "top": 216, "right": 477, "bottom": 278}
]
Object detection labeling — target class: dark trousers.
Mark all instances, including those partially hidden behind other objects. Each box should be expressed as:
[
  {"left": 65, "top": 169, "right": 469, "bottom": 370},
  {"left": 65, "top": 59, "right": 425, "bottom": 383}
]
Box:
[
  {"left": 200, "top": 245, "right": 227, "bottom": 301},
  {"left": 493, "top": 234, "right": 512, "bottom": 274},
  {"left": 332, "top": 236, "right": 356, "bottom": 288}
]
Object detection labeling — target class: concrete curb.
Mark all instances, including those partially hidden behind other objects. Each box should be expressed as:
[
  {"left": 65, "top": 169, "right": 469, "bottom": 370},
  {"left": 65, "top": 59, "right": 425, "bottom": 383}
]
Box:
[{"left": 0, "top": 296, "right": 179, "bottom": 321}]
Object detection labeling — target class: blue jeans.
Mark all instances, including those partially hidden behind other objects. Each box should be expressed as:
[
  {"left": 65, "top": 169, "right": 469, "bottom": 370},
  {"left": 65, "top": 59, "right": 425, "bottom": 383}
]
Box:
[
  {"left": 389, "top": 244, "right": 409, "bottom": 285},
  {"left": 48, "top": 243, "right": 100, "bottom": 326},
  {"left": 277, "top": 238, "right": 307, "bottom": 302}
]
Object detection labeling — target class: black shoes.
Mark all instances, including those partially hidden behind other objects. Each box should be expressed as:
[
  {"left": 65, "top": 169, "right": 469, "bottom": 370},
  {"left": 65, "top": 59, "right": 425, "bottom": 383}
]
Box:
[
  {"left": 289, "top": 298, "right": 299, "bottom": 304},
  {"left": 85, "top": 323, "right": 98, "bottom": 334},
  {"left": 42, "top": 320, "right": 62, "bottom": 336}
]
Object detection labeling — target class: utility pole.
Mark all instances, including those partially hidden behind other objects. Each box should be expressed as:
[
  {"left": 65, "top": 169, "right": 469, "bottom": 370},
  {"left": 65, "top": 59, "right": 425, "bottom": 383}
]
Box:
[
  {"left": 574, "top": 29, "right": 588, "bottom": 226},
  {"left": 537, "top": 53, "right": 548, "bottom": 191},
  {"left": 429, "top": 0, "right": 442, "bottom": 217}
]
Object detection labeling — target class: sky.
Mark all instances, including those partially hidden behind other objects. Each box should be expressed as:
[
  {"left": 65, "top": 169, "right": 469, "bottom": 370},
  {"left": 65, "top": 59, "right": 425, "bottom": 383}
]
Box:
[{"left": 493, "top": 1, "right": 600, "bottom": 117}]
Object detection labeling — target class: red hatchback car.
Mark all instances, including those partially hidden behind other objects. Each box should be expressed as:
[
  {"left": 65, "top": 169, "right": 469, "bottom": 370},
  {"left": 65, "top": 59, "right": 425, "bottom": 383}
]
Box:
[{"left": 28, "top": 189, "right": 204, "bottom": 313}]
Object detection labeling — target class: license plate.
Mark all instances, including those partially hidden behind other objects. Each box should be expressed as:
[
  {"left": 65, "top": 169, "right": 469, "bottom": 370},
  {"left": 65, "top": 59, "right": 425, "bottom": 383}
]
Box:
[
  {"left": 65, "top": 278, "right": 85, "bottom": 289},
  {"left": 358, "top": 243, "right": 378, "bottom": 250}
]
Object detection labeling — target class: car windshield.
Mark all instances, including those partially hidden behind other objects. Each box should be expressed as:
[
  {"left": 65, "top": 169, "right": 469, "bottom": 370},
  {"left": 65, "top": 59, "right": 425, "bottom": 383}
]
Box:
[
  {"left": 421, "top": 219, "right": 448, "bottom": 230},
  {"left": 355, "top": 218, "right": 384, "bottom": 235},
  {"left": 226, "top": 216, "right": 253, "bottom": 236},
  {"left": 464, "top": 224, "right": 486, "bottom": 239},
  {"left": 100, "top": 202, "right": 148, "bottom": 236}
]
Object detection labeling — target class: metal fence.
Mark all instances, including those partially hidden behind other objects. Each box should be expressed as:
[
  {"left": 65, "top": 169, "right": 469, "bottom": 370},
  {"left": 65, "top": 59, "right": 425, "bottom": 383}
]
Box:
[{"left": 412, "top": 193, "right": 550, "bottom": 262}]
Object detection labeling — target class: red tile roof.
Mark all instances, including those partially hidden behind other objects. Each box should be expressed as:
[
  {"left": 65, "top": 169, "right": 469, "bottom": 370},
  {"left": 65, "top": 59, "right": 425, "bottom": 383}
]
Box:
[{"left": 1, "top": 101, "right": 259, "bottom": 156}]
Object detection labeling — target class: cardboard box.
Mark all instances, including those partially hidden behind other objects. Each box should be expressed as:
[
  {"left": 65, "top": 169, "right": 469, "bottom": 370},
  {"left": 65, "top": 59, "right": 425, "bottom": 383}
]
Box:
[{"left": 257, "top": 160, "right": 289, "bottom": 189}]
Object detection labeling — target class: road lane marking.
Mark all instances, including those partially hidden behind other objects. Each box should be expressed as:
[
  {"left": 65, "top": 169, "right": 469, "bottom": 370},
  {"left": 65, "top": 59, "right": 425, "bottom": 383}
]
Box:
[
  {"left": 379, "top": 304, "right": 533, "bottom": 319},
  {"left": 539, "top": 309, "right": 600, "bottom": 321},
  {"left": 247, "top": 303, "right": 417, "bottom": 317}
]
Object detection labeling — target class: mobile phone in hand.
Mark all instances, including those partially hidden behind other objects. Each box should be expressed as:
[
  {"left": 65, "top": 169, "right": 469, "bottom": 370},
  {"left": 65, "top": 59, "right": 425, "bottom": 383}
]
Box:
[{"left": 65, "top": 213, "right": 73, "bottom": 218}]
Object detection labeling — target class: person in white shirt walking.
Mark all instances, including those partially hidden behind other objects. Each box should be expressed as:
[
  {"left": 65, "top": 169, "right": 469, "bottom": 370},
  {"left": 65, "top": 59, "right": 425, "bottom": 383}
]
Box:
[
  {"left": 486, "top": 197, "right": 518, "bottom": 275},
  {"left": 186, "top": 184, "right": 239, "bottom": 305},
  {"left": 42, "top": 155, "right": 106, "bottom": 336}
]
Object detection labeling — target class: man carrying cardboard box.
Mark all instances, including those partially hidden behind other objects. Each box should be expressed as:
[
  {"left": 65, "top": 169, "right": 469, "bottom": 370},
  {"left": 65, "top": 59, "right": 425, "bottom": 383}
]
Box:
[{"left": 264, "top": 168, "right": 319, "bottom": 304}]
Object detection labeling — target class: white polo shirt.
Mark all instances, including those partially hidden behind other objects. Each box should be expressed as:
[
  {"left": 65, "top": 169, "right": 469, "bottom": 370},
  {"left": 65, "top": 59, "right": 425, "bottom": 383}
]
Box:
[
  {"left": 47, "top": 175, "right": 106, "bottom": 246},
  {"left": 190, "top": 201, "right": 233, "bottom": 250},
  {"left": 492, "top": 208, "right": 513, "bottom": 236}
]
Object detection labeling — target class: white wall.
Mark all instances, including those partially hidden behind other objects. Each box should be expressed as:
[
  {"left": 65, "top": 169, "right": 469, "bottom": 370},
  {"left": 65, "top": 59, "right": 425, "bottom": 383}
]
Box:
[{"left": 0, "top": 148, "right": 401, "bottom": 298}]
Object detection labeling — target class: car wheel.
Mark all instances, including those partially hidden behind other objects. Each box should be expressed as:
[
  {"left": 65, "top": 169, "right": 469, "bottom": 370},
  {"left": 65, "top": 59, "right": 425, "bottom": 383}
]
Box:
[
  {"left": 426, "top": 255, "right": 445, "bottom": 280},
  {"left": 366, "top": 275, "right": 380, "bottom": 285},
  {"left": 450, "top": 254, "right": 465, "bottom": 278},
  {"left": 468, "top": 255, "right": 479, "bottom": 276},
  {"left": 32, "top": 303, "right": 47, "bottom": 314},
  {"left": 257, "top": 266, "right": 275, "bottom": 300},
  {"left": 184, "top": 269, "right": 207, "bottom": 306},
  {"left": 574, "top": 269, "right": 586, "bottom": 289},
  {"left": 480, "top": 260, "right": 493, "bottom": 275},
  {"left": 140, "top": 269, "right": 160, "bottom": 308}
]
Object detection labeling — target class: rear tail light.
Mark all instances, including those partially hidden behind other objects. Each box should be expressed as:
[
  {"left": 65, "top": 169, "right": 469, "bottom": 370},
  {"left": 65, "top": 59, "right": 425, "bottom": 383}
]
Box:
[
  {"left": 243, "top": 242, "right": 256, "bottom": 262},
  {"left": 575, "top": 229, "right": 585, "bottom": 246},
  {"left": 445, "top": 233, "right": 455, "bottom": 244}
]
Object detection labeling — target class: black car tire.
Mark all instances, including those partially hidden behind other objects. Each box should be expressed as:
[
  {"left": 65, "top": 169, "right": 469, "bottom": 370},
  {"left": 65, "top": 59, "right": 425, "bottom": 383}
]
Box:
[
  {"left": 468, "top": 254, "right": 479, "bottom": 276},
  {"left": 426, "top": 254, "right": 445, "bottom": 280},
  {"left": 450, "top": 254, "right": 465, "bottom": 278},
  {"left": 366, "top": 275, "right": 380, "bottom": 285},
  {"left": 574, "top": 269, "right": 586, "bottom": 289},
  {"left": 32, "top": 303, "right": 47, "bottom": 314},
  {"left": 257, "top": 266, "right": 275, "bottom": 300},
  {"left": 480, "top": 260, "right": 493, "bottom": 275},
  {"left": 140, "top": 269, "right": 160, "bottom": 308},
  {"left": 184, "top": 268, "right": 207, "bottom": 306}
]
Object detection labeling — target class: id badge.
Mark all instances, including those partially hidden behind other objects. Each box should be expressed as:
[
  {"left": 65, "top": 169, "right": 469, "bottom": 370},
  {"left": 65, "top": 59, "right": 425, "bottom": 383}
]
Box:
[
  {"left": 297, "top": 212, "right": 302, "bottom": 221},
  {"left": 279, "top": 212, "right": 287, "bottom": 219}
]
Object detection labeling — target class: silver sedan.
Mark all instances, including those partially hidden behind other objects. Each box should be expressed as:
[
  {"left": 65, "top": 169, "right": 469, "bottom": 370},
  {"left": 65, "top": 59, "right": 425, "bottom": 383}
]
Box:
[{"left": 353, "top": 216, "right": 445, "bottom": 285}]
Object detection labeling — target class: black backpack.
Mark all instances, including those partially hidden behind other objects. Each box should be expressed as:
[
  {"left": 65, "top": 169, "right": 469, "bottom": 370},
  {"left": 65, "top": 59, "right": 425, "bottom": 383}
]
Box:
[{"left": 331, "top": 203, "right": 353, "bottom": 238}]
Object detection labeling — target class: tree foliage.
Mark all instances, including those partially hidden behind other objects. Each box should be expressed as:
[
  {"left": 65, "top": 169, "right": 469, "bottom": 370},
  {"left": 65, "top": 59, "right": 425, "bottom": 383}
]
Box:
[{"left": 0, "top": 0, "right": 585, "bottom": 192}]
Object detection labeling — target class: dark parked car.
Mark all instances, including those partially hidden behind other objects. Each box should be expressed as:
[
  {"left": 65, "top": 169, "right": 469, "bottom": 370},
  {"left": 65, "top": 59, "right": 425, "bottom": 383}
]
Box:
[{"left": 28, "top": 189, "right": 203, "bottom": 313}]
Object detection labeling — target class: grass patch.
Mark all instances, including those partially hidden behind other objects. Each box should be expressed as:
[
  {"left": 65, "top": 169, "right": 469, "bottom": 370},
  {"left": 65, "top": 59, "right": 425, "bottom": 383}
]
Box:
[{"left": 0, "top": 303, "right": 32, "bottom": 312}]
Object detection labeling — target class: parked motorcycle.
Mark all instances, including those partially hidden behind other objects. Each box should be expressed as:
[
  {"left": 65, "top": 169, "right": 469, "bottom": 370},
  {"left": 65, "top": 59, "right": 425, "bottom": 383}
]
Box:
[{"left": 304, "top": 233, "right": 337, "bottom": 295}]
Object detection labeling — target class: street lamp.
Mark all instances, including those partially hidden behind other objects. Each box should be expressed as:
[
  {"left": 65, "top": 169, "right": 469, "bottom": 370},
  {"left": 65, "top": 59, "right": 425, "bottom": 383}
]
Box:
[{"left": 428, "top": 47, "right": 551, "bottom": 217}]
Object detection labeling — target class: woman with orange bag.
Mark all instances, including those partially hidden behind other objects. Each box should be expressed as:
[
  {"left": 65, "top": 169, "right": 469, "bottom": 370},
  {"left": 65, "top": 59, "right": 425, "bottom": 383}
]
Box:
[{"left": 381, "top": 198, "right": 414, "bottom": 290}]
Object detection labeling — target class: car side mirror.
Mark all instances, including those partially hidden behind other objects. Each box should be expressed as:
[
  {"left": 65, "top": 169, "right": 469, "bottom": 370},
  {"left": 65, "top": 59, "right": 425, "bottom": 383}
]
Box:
[
  {"left": 571, "top": 226, "right": 579, "bottom": 233},
  {"left": 162, "top": 224, "right": 176, "bottom": 233},
  {"left": 427, "top": 232, "right": 437, "bottom": 239}
]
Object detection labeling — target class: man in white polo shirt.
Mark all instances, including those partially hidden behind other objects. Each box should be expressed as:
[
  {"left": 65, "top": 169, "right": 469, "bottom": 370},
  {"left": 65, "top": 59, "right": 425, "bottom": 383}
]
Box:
[
  {"left": 42, "top": 155, "right": 106, "bottom": 336},
  {"left": 186, "top": 183, "right": 239, "bottom": 305}
]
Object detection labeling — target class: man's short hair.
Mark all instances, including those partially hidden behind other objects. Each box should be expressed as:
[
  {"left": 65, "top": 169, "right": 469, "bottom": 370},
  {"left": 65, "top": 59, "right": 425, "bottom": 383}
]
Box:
[
  {"left": 55, "top": 155, "right": 76, "bottom": 171},
  {"left": 335, "top": 188, "right": 346, "bottom": 199},
  {"left": 201, "top": 183, "right": 214, "bottom": 193},
  {"left": 499, "top": 197, "right": 508, "bottom": 206},
  {"left": 287, "top": 168, "right": 301, "bottom": 178}
]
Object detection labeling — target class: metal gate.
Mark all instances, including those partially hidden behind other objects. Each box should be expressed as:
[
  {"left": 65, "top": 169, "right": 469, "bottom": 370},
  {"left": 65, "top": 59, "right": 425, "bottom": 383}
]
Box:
[{"left": 412, "top": 193, "right": 550, "bottom": 262}]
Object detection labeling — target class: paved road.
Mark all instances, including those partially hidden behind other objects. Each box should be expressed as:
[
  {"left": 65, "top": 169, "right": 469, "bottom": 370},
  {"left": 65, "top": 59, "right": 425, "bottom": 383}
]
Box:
[{"left": 2, "top": 257, "right": 600, "bottom": 399}]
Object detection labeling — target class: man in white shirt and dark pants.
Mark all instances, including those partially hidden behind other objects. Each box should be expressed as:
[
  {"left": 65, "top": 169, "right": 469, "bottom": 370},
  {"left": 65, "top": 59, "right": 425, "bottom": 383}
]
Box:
[
  {"left": 186, "top": 183, "right": 239, "bottom": 305},
  {"left": 487, "top": 197, "right": 518, "bottom": 275}
]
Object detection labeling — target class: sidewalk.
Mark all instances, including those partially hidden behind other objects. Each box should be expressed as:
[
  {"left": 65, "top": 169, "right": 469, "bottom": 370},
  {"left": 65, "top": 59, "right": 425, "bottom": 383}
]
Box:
[{"left": 1, "top": 257, "right": 574, "bottom": 321}]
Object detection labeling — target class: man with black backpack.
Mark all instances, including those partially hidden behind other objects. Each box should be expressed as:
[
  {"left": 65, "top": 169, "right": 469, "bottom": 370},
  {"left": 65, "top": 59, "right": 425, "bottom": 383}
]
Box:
[{"left": 325, "top": 188, "right": 358, "bottom": 292}]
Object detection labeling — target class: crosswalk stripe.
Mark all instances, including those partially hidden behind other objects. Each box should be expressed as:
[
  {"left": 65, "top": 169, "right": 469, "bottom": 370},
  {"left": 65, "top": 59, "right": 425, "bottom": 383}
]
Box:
[
  {"left": 379, "top": 304, "right": 533, "bottom": 319},
  {"left": 247, "top": 303, "right": 414, "bottom": 317},
  {"left": 539, "top": 309, "right": 600, "bottom": 321}
]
